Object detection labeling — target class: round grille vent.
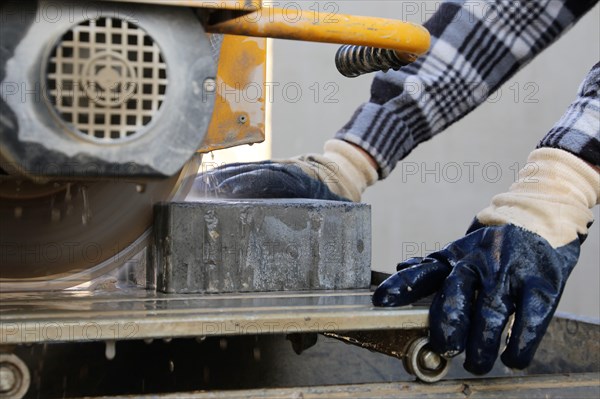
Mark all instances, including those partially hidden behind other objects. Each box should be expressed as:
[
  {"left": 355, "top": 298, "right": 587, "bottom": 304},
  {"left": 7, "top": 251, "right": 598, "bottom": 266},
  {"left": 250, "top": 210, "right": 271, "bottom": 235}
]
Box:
[{"left": 46, "top": 17, "right": 168, "bottom": 142}]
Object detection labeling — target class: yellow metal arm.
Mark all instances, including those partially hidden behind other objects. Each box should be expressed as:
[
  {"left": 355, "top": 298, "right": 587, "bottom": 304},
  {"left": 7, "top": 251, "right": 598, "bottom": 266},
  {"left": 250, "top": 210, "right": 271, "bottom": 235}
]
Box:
[
  {"left": 206, "top": 7, "right": 430, "bottom": 58},
  {"left": 102, "top": 2, "right": 430, "bottom": 76}
]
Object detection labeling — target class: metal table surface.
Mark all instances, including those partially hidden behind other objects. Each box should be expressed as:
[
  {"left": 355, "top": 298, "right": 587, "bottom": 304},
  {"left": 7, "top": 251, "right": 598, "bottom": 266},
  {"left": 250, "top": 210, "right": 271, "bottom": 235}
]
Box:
[
  {"left": 1, "top": 289, "right": 598, "bottom": 399},
  {"left": 0, "top": 289, "right": 429, "bottom": 344},
  {"left": 79, "top": 373, "right": 600, "bottom": 399}
]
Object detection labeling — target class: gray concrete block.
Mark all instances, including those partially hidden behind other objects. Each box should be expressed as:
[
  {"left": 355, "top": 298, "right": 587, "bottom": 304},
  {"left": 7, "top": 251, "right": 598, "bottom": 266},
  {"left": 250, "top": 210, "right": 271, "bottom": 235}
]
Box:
[{"left": 152, "top": 199, "right": 371, "bottom": 294}]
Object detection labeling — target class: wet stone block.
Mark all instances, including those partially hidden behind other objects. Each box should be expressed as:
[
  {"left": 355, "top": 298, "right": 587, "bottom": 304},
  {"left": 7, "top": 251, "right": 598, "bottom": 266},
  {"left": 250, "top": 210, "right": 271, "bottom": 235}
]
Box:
[{"left": 152, "top": 199, "right": 371, "bottom": 294}]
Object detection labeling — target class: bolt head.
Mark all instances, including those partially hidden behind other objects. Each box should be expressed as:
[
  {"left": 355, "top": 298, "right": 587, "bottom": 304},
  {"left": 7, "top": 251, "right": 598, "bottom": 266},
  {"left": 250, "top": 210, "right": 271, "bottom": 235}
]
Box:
[
  {"left": 0, "top": 365, "right": 17, "bottom": 393},
  {"left": 203, "top": 78, "right": 216, "bottom": 93},
  {"left": 420, "top": 350, "right": 442, "bottom": 370}
]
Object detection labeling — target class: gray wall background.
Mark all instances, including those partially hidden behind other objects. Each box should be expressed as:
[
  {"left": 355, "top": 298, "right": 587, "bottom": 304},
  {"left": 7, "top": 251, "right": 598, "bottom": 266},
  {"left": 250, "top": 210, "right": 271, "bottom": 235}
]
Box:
[{"left": 267, "top": 1, "right": 599, "bottom": 318}]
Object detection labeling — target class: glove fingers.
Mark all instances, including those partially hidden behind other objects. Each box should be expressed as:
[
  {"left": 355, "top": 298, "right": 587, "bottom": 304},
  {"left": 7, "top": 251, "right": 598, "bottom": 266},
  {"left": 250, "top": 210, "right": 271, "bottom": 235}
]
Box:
[
  {"left": 500, "top": 287, "right": 557, "bottom": 370},
  {"left": 193, "top": 162, "right": 346, "bottom": 200},
  {"left": 192, "top": 162, "right": 276, "bottom": 196},
  {"left": 372, "top": 260, "right": 451, "bottom": 307},
  {"left": 429, "top": 262, "right": 479, "bottom": 357},
  {"left": 195, "top": 161, "right": 301, "bottom": 189},
  {"left": 219, "top": 168, "right": 304, "bottom": 198},
  {"left": 396, "top": 257, "right": 424, "bottom": 272},
  {"left": 463, "top": 294, "right": 512, "bottom": 375},
  {"left": 501, "top": 241, "right": 580, "bottom": 369},
  {"left": 202, "top": 161, "right": 277, "bottom": 183}
]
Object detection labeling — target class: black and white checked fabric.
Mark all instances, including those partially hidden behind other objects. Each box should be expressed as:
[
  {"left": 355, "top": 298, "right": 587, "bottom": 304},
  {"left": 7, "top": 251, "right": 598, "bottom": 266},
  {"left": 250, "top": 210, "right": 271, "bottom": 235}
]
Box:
[
  {"left": 538, "top": 62, "right": 600, "bottom": 165},
  {"left": 335, "top": 0, "right": 599, "bottom": 178}
]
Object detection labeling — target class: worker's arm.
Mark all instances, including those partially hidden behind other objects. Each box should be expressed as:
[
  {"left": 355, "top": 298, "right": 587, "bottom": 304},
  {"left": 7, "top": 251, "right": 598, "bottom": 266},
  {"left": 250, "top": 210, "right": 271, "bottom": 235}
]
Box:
[
  {"left": 191, "top": 139, "right": 377, "bottom": 202},
  {"left": 373, "top": 63, "right": 600, "bottom": 375},
  {"left": 537, "top": 62, "right": 600, "bottom": 166},
  {"left": 194, "top": 0, "right": 597, "bottom": 202},
  {"left": 337, "top": 0, "right": 598, "bottom": 177}
]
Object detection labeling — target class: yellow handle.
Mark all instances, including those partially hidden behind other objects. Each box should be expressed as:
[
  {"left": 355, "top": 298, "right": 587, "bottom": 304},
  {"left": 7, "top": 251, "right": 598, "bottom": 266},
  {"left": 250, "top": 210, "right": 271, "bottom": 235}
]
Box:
[{"left": 206, "top": 8, "right": 431, "bottom": 58}]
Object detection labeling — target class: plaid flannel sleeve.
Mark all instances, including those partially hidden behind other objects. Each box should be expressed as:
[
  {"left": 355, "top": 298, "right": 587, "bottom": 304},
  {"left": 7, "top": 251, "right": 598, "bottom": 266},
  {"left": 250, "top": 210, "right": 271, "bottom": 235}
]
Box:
[
  {"left": 538, "top": 62, "right": 600, "bottom": 166},
  {"left": 335, "top": 0, "right": 599, "bottom": 178}
]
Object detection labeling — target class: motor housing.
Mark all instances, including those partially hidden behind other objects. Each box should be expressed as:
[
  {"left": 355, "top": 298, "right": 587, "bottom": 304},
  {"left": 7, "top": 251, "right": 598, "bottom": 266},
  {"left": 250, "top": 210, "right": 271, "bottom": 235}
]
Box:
[{"left": 0, "top": 0, "right": 217, "bottom": 179}]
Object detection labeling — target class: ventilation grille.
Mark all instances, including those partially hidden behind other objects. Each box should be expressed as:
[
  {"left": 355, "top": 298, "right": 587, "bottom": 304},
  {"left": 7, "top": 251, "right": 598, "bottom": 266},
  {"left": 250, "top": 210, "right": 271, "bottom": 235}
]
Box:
[{"left": 47, "top": 17, "right": 168, "bottom": 142}]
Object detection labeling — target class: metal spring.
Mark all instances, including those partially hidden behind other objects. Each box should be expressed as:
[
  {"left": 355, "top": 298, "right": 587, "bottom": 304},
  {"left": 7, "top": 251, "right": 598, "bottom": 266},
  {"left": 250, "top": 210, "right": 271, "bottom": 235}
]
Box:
[{"left": 335, "top": 45, "right": 414, "bottom": 78}]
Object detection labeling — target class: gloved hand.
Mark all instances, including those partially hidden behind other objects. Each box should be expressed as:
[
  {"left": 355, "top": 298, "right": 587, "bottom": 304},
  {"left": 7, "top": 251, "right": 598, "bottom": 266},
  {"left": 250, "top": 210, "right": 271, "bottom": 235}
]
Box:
[
  {"left": 190, "top": 139, "right": 378, "bottom": 202},
  {"left": 373, "top": 148, "right": 599, "bottom": 375}
]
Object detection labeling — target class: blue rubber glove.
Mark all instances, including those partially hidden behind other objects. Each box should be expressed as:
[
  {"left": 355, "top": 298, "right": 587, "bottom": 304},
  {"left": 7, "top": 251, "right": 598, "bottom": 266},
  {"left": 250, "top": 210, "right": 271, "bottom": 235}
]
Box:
[
  {"left": 190, "top": 139, "right": 378, "bottom": 202},
  {"left": 192, "top": 161, "right": 348, "bottom": 201},
  {"left": 374, "top": 222, "right": 580, "bottom": 374},
  {"left": 373, "top": 148, "right": 599, "bottom": 375}
]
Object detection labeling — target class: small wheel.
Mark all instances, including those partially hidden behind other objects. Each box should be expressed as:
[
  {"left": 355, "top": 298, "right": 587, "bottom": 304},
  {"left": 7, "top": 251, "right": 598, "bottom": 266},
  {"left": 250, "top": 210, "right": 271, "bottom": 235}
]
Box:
[
  {"left": 404, "top": 337, "right": 450, "bottom": 383},
  {"left": 0, "top": 353, "right": 30, "bottom": 399}
]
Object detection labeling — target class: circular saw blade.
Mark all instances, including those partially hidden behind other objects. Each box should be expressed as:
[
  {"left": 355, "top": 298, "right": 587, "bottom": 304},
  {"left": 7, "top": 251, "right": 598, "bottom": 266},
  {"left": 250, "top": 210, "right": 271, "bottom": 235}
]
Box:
[{"left": 0, "top": 156, "right": 200, "bottom": 291}]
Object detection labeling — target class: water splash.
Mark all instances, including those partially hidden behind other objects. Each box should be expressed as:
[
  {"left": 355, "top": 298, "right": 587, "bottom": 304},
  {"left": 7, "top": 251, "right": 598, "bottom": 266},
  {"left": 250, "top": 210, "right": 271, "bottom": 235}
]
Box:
[
  {"left": 50, "top": 194, "right": 60, "bottom": 222},
  {"left": 253, "top": 346, "right": 261, "bottom": 362},
  {"left": 80, "top": 185, "right": 92, "bottom": 225},
  {"left": 202, "top": 171, "right": 222, "bottom": 199},
  {"left": 65, "top": 183, "right": 73, "bottom": 216},
  {"left": 219, "top": 338, "right": 228, "bottom": 350}
]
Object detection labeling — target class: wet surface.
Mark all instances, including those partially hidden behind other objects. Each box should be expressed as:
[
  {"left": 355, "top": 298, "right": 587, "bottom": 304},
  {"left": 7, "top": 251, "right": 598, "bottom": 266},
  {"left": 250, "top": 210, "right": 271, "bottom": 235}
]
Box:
[
  {"left": 0, "top": 289, "right": 429, "bottom": 344},
  {"left": 13, "top": 335, "right": 411, "bottom": 398}
]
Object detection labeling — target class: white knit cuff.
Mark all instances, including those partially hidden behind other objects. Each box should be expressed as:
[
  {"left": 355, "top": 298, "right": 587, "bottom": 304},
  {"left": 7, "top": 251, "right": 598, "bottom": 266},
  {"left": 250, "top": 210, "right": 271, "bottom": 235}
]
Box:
[{"left": 477, "top": 148, "right": 599, "bottom": 248}]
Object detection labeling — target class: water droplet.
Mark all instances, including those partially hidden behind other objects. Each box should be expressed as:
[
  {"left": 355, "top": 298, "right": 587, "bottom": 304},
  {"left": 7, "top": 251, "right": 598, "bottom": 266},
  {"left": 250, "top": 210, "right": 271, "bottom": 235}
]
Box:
[
  {"left": 195, "top": 336, "right": 206, "bottom": 344},
  {"left": 203, "top": 366, "right": 210, "bottom": 384},
  {"left": 168, "top": 360, "right": 175, "bottom": 373},
  {"left": 202, "top": 171, "right": 222, "bottom": 198},
  {"left": 253, "top": 346, "right": 261, "bottom": 361},
  {"left": 51, "top": 208, "right": 61, "bottom": 222},
  {"left": 65, "top": 183, "right": 72, "bottom": 202},
  {"left": 105, "top": 340, "right": 116, "bottom": 360},
  {"left": 80, "top": 185, "right": 92, "bottom": 225}
]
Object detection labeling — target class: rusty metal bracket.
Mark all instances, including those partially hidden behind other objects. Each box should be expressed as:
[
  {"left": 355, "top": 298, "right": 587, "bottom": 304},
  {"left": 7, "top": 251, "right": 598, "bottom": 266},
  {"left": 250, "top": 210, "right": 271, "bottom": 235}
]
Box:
[
  {"left": 324, "top": 329, "right": 426, "bottom": 362},
  {"left": 325, "top": 312, "right": 600, "bottom": 383},
  {"left": 324, "top": 328, "right": 450, "bottom": 383}
]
